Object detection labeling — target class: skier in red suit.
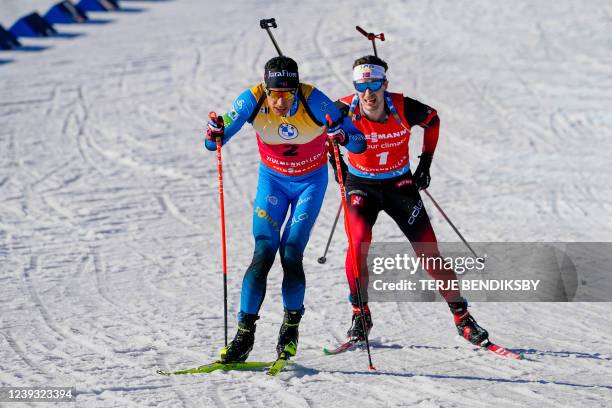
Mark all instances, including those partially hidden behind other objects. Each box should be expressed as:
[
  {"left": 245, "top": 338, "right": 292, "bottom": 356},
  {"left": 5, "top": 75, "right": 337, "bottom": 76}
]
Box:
[{"left": 330, "top": 55, "right": 489, "bottom": 346}]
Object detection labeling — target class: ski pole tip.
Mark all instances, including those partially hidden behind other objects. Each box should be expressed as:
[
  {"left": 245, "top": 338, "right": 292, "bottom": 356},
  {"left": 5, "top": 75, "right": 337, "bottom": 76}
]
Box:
[
  {"left": 368, "top": 364, "right": 377, "bottom": 371},
  {"left": 317, "top": 256, "right": 327, "bottom": 264}
]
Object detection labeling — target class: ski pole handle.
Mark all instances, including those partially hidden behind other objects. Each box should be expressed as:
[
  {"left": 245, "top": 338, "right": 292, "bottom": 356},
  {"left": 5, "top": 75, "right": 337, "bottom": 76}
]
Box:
[{"left": 208, "top": 111, "right": 223, "bottom": 145}]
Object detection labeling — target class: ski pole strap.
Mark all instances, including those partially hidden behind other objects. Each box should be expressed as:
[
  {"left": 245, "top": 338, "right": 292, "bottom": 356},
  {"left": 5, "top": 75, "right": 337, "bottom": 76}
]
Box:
[
  {"left": 347, "top": 94, "right": 360, "bottom": 121},
  {"left": 384, "top": 92, "right": 405, "bottom": 127}
]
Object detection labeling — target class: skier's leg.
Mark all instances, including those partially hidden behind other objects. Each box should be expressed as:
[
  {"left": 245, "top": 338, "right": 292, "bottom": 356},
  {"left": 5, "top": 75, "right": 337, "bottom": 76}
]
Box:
[
  {"left": 222, "top": 169, "right": 290, "bottom": 363},
  {"left": 384, "top": 182, "right": 463, "bottom": 303},
  {"left": 342, "top": 177, "right": 380, "bottom": 340},
  {"left": 239, "top": 169, "right": 289, "bottom": 316},
  {"left": 344, "top": 176, "right": 379, "bottom": 305},
  {"left": 384, "top": 180, "right": 488, "bottom": 344},
  {"left": 275, "top": 168, "right": 327, "bottom": 357},
  {"left": 278, "top": 167, "right": 327, "bottom": 313}
]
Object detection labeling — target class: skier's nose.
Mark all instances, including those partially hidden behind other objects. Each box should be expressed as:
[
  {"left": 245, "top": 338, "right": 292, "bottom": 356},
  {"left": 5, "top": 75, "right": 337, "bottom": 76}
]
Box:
[{"left": 276, "top": 98, "right": 290, "bottom": 109}]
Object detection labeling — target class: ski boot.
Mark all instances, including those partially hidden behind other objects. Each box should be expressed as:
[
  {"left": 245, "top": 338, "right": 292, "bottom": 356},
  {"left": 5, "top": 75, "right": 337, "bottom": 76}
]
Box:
[
  {"left": 276, "top": 309, "right": 302, "bottom": 359},
  {"left": 347, "top": 304, "right": 373, "bottom": 341},
  {"left": 219, "top": 313, "right": 259, "bottom": 363},
  {"left": 449, "top": 301, "right": 489, "bottom": 346}
]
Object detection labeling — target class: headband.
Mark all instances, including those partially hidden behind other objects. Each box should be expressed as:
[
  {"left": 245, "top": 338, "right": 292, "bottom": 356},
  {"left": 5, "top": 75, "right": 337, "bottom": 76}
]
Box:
[{"left": 352, "top": 64, "right": 386, "bottom": 81}]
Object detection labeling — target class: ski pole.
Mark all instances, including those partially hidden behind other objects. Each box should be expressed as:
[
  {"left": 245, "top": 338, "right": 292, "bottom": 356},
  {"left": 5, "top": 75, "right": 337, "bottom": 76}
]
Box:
[
  {"left": 326, "top": 114, "right": 376, "bottom": 371},
  {"left": 356, "top": 26, "right": 385, "bottom": 57},
  {"left": 260, "top": 18, "right": 283, "bottom": 56},
  {"left": 317, "top": 203, "right": 342, "bottom": 264},
  {"left": 422, "top": 189, "right": 483, "bottom": 261},
  {"left": 210, "top": 111, "right": 229, "bottom": 346}
]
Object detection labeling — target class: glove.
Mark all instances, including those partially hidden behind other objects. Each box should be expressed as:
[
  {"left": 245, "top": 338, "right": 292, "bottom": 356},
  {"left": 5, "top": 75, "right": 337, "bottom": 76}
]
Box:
[
  {"left": 206, "top": 115, "right": 224, "bottom": 142},
  {"left": 326, "top": 123, "right": 346, "bottom": 145},
  {"left": 413, "top": 152, "right": 433, "bottom": 190}
]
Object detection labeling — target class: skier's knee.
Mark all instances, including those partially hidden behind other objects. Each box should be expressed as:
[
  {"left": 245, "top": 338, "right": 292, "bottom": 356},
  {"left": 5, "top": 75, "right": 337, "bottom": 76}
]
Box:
[
  {"left": 254, "top": 237, "right": 279, "bottom": 259},
  {"left": 350, "top": 228, "right": 372, "bottom": 248},
  {"left": 279, "top": 243, "right": 303, "bottom": 270},
  {"left": 247, "top": 238, "right": 278, "bottom": 277}
]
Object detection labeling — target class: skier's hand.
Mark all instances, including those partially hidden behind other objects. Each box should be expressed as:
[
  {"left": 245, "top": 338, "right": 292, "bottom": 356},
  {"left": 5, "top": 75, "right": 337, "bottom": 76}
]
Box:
[
  {"left": 326, "top": 125, "right": 346, "bottom": 145},
  {"left": 412, "top": 152, "right": 433, "bottom": 190},
  {"left": 325, "top": 115, "right": 347, "bottom": 146},
  {"left": 206, "top": 113, "right": 224, "bottom": 142}
]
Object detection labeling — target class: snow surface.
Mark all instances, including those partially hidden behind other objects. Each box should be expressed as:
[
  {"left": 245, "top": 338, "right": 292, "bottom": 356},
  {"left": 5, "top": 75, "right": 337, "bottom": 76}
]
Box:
[{"left": 1, "top": 0, "right": 611, "bottom": 406}]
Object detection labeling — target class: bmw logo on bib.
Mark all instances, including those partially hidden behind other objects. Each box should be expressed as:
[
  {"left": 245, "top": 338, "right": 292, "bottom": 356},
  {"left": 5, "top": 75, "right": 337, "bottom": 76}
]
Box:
[{"left": 278, "top": 123, "right": 299, "bottom": 140}]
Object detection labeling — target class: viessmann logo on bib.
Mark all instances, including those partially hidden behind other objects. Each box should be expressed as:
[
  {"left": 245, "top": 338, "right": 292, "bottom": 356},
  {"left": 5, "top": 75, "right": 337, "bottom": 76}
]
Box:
[
  {"left": 278, "top": 123, "right": 299, "bottom": 140},
  {"left": 368, "top": 128, "right": 408, "bottom": 143}
]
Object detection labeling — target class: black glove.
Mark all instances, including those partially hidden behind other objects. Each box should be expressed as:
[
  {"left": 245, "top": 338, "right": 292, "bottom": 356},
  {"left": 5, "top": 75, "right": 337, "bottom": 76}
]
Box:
[
  {"left": 413, "top": 152, "right": 433, "bottom": 190},
  {"left": 206, "top": 115, "right": 224, "bottom": 142}
]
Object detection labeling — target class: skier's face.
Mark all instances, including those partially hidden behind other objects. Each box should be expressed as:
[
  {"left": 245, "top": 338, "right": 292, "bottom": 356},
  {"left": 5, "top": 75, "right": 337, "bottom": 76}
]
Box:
[
  {"left": 266, "top": 88, "right": 296, "bottom": 116},
  {"left": 355, "top": 79, "right": 387, "bottom": 116}
]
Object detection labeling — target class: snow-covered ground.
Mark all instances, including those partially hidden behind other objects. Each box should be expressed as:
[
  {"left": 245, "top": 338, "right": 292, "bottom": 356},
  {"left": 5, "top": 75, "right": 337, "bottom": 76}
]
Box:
[{"left": 1, "top": 0, "right": 611, "bottom": 406}]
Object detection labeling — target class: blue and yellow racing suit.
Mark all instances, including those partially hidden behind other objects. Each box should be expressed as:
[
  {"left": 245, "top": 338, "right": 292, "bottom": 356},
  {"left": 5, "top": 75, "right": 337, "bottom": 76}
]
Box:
[{"left": 205, "top": 83, "right": 365, "bottom": 319}]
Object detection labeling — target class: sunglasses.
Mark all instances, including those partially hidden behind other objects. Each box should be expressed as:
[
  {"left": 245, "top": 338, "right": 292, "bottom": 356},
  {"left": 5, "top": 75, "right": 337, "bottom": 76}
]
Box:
[
  {"left": 266, "top": 88, "right": 297, "bottom": 101},
  {"left": 354, "top": 79, "right": 385, "bottom": 93}
]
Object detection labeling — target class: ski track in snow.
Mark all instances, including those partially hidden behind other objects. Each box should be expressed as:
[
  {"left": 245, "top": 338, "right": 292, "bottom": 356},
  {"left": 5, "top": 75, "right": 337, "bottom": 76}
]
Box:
[{"left": 1, "top": 0, "right": 611, "bottom": 406}]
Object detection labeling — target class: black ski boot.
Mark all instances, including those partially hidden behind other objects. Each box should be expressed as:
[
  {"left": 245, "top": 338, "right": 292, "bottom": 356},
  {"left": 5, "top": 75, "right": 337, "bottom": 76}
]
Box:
[
  {"left": 276, "top": 310, "right": 302, "bottom": 359},
  {"left": 347, "top": 304, "right": 373, "bottom": 341},
  {"left": 219, "top": 313, "right": 259, "bottom": 363},
  {"left": 449, "top": 301, "right": 489, "bottom": 346}
]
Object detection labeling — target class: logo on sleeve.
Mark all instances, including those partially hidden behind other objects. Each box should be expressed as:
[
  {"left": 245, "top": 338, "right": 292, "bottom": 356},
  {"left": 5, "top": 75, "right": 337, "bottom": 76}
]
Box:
[{"left": 278, "top": 123, "right": 299, "bottom": 140}]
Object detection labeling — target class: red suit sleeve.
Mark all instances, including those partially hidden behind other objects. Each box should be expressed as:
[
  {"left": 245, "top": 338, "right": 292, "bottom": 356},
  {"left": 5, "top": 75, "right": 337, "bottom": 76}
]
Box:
[
  {"left": 402, "top": 97, "right": 440, "bottom": 155},
  {"left": 421, "top": 113, "right": 440, "bottom": 154}
]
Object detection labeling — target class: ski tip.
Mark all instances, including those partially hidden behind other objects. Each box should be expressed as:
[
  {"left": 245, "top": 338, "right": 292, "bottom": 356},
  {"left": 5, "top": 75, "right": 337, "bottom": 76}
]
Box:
[
  {"left": 156, "top": 370, "right": 171, "bottom": 376},
  {"left": 322, "top": 347, "right": 330, "bottom": 355}
]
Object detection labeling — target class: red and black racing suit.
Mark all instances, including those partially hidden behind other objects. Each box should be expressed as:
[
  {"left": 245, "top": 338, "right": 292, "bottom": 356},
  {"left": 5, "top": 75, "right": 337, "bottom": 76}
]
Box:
[{"left": 331, "top": 92, "right": 463, "bottom": 305}]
